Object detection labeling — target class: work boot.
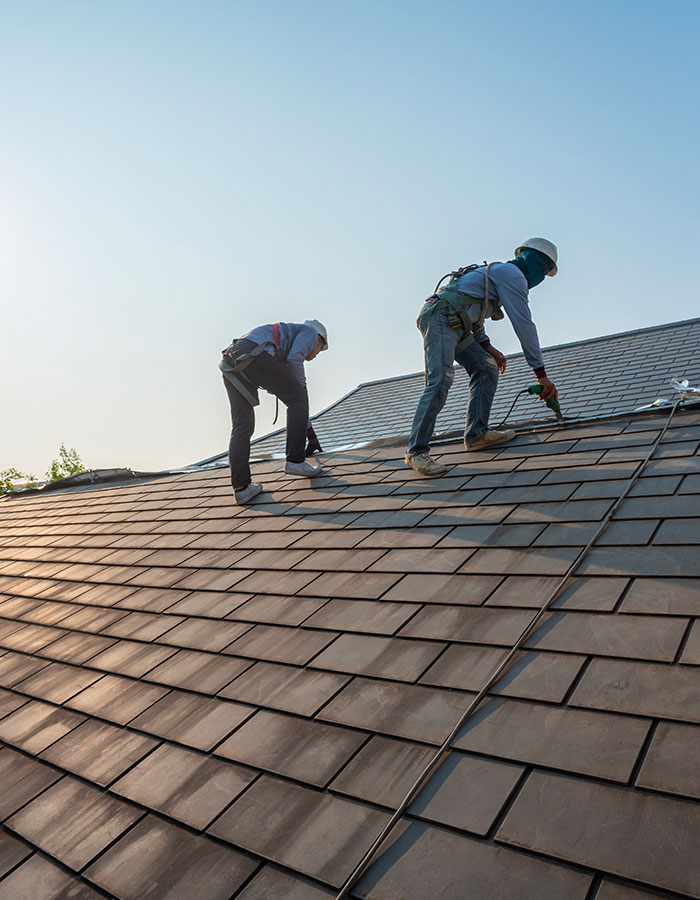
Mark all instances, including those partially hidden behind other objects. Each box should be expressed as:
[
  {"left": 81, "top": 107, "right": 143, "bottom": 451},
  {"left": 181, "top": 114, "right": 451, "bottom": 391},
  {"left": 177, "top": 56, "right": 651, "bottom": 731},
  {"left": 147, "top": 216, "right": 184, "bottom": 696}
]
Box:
[
  {"left": 285, "top": 460, "right": 324, "bottom": 478},
  {"left": 404, "top": 453, "right": 447, "bottom": 477},
  {"left": 465, "top": 429, "right": 516, "bottom": 451},
  {"left": 234, "top": 482, "right": 263, "bottom": 505}
]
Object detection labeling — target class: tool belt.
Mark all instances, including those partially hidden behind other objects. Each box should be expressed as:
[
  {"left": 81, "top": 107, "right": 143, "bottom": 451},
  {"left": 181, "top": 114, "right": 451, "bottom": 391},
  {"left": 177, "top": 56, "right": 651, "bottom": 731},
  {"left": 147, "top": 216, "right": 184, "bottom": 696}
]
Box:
[{"left": 219, "top": 339, "right": 265, "bottom": 407}]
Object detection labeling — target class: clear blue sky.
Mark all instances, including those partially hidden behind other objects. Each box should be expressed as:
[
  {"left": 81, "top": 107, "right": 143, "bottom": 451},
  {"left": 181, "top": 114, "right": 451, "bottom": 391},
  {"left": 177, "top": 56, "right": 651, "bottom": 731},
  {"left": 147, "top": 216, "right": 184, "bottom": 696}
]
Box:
[{"left": 3, "top": 0, "right": 699, "bottom": 475}]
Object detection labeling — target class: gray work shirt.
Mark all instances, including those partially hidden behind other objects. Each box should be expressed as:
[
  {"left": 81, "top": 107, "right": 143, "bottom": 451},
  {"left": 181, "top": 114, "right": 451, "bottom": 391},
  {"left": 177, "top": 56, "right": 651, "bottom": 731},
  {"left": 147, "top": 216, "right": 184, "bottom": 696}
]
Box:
[
  {"left": 238, "top": 322, "right": 317, "bottom": 388},
  {"left": 452, "top": 262, "right": 545, "bottom": 370}
]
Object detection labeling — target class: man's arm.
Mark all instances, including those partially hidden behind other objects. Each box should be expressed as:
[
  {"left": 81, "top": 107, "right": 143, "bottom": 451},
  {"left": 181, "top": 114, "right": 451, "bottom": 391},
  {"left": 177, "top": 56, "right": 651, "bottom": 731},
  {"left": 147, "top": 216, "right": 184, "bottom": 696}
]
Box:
[{"left": 494, "top": 267, "right": 558, "bottom": 400}]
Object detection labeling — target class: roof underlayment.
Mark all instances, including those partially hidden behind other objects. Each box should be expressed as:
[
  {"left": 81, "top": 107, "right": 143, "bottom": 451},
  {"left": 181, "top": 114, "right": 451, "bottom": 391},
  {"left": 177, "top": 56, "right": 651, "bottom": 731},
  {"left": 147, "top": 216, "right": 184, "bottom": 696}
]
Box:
[{"left": 0, "top": 320, "right": 700, "bottom": 898}]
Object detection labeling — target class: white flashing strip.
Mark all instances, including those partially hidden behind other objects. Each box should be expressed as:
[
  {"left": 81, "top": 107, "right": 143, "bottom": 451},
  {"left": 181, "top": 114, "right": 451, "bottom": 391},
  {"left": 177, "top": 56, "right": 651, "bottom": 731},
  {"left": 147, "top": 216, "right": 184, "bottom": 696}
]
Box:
[{"left": 634, "top": 377, "right": 700, "bottom": 411}]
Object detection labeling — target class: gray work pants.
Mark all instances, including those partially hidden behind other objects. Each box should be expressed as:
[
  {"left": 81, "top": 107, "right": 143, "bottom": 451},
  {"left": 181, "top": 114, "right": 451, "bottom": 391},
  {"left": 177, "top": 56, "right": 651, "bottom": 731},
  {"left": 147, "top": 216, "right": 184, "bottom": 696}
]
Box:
[{"left": 223, "top": 350, "right": 308, "bottom": 489}]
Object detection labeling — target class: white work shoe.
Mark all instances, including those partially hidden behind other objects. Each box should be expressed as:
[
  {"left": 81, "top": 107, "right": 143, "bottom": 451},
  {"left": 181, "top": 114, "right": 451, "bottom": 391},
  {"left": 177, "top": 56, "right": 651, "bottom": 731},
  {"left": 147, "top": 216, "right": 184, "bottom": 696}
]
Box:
[
  {"left": 234, "top": 482, "right": 263, "bottom": 505},
  {"left": 465, "top": 429, "right": 516, "bottom": 450},
  {"left": 285, "top": 460, "right": 324, "bottom": 478},
  {"left": 404, "top": 453, "right": 447, "bottom": 477}
]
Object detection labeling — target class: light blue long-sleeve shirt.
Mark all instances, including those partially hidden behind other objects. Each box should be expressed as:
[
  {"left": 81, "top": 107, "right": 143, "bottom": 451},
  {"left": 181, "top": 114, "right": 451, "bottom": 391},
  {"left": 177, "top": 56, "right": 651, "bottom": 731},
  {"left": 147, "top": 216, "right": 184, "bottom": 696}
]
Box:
[
  {"left": 239, "top": 322, "right": 317, "bottom": 388},
  {"left": 451, "top": 262, "right": 545, "bottom": 371}
]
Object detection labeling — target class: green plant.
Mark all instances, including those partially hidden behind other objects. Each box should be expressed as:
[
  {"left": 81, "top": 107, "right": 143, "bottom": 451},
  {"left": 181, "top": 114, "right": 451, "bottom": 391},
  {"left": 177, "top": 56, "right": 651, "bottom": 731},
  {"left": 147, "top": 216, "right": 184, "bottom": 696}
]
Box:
[
  {"left": 46, "top": 445, "right": 84, "bottom": 482},
  {"left": 0, "top": 468, "right": 37, "bottom": 494}
]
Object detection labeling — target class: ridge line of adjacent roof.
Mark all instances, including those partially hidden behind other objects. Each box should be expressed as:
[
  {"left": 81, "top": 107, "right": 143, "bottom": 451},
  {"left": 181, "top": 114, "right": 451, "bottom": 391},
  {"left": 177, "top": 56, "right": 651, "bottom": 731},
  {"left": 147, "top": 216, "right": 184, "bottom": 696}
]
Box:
[
  {"left": 352, "top": 315, "right": 700, "bottom": 390},
  {"left": 244, "top": 381, "right": 366, "bottom": 452}
]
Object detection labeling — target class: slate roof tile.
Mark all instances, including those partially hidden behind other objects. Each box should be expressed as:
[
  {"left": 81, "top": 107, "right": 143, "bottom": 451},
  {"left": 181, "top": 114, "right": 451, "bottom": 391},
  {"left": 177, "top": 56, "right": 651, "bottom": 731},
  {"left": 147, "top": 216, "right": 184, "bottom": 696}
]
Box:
[
  {"left": 218, "top": 660, "right": 349, "bottom": 716},
  {"left": 620, "top": 577, "right": 700, "bottom": 615},
  {"left": 85, "top": 639, "right": 178, "bottom": 677},
  {"left": 0, "top": 700, "right": 85, "bottom": 753},
  {"left": 39, "top": 718, "right": 158, "bottom": 786},
  {"left": 236, "top": 868, "right": 334, "bottom": 899},
  {"left": 7, "top": 775, "right": 142, "bottom": 870},
  {"left": 318, "top": 676, "right": 474, "bottom": 743},
  {"left": 570, "top": 658, "right": 700, "bottom": 723},
  {"left": 209, "top": 774, "right": 389, "bottom": 887},
  {"left": 420, "top": 645, "right": 586, "bottom": 702},
  {"left": 487, "top": 574, "right": 629, "bottom": 611},
  {"left": 13, "top": 660, "right": 103, "bottom": 703},
  {"left": 0, "top": 855, "right": 104, "bottom": 900},
  {"left": 0, "top": 829, "right": 31, "bottom": 880},
  {"left": 524, "top": 611, "right": 688, "bottom": 661},
  {"left": 354, "top": 820, "right": 592, "bottom": 899},
  {"left": 215, "top": 709, "right": 365, "bottom": 787},
  {"left": 455, "top": 697, "right": 650, "bottom": 781},
  {"left": 310, "top": 633, "right": 445, "bottom": 682},
  {"left": 0, "top": 650, "right": 51, "bottom": 686},
  {"left": 127, "top": 690, "right": 253, "bottom": 751},
  {"left": 85, "top": 815, "right": 257, "bottom": 900},
  {"left": 0, "top": 747, "right": 62, "bottom": 818},
  {"left": 636, "top": 721, "right": 700, "bottom": 800},
  {"left": 383, "top": 572, "right": 502, "bottom": 605},
  {"left": 497, "top": 770, "right": 700, "bottom": 897},
  {"left": 112, "top": 743, "right": 255, "bottom": 829}
]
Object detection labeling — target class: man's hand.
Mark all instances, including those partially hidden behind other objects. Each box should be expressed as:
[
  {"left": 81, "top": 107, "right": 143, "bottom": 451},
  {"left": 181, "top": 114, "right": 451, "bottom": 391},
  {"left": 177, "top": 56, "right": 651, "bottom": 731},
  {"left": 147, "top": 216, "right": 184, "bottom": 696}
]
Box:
[
  {"left": 486, "top": 346, "right": 507, "bottom": 374},
  {"left": 305, "top": 425, "right": 323, "bottom": 456},
  {"left": 537, "top": 376, "right": 558, "bottom": 402}
]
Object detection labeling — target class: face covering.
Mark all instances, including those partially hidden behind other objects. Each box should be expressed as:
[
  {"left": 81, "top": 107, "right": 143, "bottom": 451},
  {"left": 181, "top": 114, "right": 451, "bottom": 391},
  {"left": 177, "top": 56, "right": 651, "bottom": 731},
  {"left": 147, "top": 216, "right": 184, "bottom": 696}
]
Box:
[{"left": 509, "top": 248, "right": 551, "bottom": 289}]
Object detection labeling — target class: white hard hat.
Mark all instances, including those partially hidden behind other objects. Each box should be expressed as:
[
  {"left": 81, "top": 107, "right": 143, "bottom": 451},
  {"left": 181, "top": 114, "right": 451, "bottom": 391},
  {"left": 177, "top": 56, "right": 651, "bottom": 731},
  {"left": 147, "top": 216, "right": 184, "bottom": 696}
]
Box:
[
  {"left": 304, "top": 319, "right": 328, "bottom": 349},
  {"left": 514, "top": 237, "right": 558, "bottom": 276}
]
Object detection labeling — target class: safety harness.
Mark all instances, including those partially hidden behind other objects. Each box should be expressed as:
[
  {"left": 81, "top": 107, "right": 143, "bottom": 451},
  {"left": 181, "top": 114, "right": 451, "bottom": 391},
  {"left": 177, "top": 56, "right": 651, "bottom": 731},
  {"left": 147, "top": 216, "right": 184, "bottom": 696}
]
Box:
[
  {"left": 219, "top": 323, "right": 283, "bottom": 408},
  {"left": 418, "top": 262, "right": 504, "bottom": 354}
]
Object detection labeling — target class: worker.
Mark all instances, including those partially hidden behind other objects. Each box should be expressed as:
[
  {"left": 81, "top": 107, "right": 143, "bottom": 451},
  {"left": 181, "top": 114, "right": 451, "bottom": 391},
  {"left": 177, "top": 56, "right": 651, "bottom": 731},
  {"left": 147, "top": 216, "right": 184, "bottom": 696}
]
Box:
[
  {"left": 405, "top": 238, "right": 559, "bottom": 477},
  {"left": 220, "top": 320, "right": 328, "bottom": 504}
]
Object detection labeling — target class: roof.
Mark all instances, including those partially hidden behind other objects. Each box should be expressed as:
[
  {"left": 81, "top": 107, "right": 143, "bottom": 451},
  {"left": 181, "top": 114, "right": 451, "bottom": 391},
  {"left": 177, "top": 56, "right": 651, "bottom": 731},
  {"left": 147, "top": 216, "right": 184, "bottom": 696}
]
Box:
[
  {"left": 248, "top": 316, "right": 700, "bottom": 457},
  {"left": 0, "top": 393, "right": 699, "bottom": 898}
]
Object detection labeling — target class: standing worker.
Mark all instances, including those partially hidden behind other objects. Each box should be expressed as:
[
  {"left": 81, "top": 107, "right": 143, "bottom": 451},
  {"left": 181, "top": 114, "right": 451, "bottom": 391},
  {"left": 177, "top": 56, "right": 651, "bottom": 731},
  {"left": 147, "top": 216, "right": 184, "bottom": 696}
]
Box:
[
  {"left": 405, "top": 238, "right": 559, "bottom": 477},
  {"left": 220, "top": 320, "right": 327, "bottom": 503}
]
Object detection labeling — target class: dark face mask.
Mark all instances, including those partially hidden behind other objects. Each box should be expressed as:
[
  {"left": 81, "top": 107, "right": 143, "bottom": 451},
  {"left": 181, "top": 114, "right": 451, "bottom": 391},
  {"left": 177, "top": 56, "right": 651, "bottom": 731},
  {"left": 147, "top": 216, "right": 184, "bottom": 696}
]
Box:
[{"left": 510, "top": 248, "right": 552, "bottom": 289}]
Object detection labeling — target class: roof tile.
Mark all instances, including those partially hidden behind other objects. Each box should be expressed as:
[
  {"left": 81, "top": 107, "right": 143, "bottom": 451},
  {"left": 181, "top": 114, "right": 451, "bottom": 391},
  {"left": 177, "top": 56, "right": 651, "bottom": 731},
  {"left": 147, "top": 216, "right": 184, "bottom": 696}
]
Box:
[{"left": 497, "top": 770, "right": 700, "bottom": 897}]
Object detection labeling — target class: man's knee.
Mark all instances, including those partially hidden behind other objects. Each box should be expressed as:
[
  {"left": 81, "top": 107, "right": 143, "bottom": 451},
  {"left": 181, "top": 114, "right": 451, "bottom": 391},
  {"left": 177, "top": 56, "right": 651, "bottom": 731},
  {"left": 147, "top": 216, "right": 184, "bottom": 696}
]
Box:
[
  {"left": 427, "top": 365, "right": 455, "bottom": 394},
  {"left": 276, "top": 382, "right": 308, "bottom": 413},
  {"left": 231, "top": 404, "right": 255, "bottom": 439}
]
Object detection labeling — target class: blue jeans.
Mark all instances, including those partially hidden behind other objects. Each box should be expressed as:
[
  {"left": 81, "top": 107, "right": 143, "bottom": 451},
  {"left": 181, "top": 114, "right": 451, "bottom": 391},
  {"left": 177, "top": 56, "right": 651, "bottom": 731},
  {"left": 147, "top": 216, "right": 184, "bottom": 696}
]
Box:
[{"left": 407, "top": 303, "right": 499, "bottom": 455}]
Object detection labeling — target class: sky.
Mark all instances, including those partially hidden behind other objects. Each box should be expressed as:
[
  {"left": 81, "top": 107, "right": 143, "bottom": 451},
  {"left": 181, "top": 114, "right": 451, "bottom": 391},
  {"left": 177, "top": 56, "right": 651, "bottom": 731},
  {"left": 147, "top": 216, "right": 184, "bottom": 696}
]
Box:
[{"left": 2, "top": 0, "right": 699, "bottom": 476}]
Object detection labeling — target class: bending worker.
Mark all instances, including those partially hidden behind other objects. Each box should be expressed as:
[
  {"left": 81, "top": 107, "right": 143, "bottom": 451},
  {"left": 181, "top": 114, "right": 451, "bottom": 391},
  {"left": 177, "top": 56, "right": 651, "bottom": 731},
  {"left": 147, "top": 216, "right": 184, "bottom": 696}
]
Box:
[
  {"left": 220, "top": 320, "right": 327, "bottom": 503},
  {"left": 405, "top": 238, "right": 559, "bottom": 477}
]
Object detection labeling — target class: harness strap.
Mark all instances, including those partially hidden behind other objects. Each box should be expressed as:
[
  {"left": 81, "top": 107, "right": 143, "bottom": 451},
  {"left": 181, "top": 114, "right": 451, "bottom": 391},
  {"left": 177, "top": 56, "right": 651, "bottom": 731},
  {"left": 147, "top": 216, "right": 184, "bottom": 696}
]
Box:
[
  {"left": 271, "top": 323, "right": 281, "bottom": 422},
  {"left": 474, "top": 263, "right": 493, "bottom": 330}
]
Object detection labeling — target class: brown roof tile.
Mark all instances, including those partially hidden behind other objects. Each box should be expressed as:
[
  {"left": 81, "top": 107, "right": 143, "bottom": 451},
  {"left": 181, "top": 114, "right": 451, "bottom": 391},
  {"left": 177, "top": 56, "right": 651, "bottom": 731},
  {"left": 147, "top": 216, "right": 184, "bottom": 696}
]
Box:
[
  {"left": 7, "top": 775, "right": 142, "bottom": 870},
  {"left": 217, "top": 661, "right": 349, "bottom": 716},
  {"left": 216, "top": 709, "right": 365, "bottom": 787},
  {"left": 0, "top": 855, "right": 103, "bottom": 899},
  {"left": 128, "top": 690, "right": 253, "bottom": 750},
  {"left": 112, "top": 743, "right": 255, "bottom": 828},
  {"left": 636, "top": 721, "right": 700, "bottom": 800},
  {"left": 354, "top": 820, "right": 592, "bottom": 899},
  {"left": 455, "top": 697, "right": 650, "bottom": 780},
  {"left": 85, "top": 815, "right": 257, "bottom": 899},
  {"left": 209, "top": 774, "right": 389, "bottom": 886},
  {"left": 40, "top": 718, "right": 157, "bottom": 786},
  {"left": 497, "top": 770, "right": 700, "bottom": 897}
]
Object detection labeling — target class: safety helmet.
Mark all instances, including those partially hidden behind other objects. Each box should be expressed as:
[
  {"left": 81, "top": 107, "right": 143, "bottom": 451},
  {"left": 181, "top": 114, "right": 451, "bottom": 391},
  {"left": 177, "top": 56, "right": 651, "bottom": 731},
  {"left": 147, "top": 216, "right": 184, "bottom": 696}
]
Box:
[
  {"left": 514, "top": 238, "right": 558, "bottom": 276},
  {"left": 304, "top": 319, "right": 328, "bottom": 349}
]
